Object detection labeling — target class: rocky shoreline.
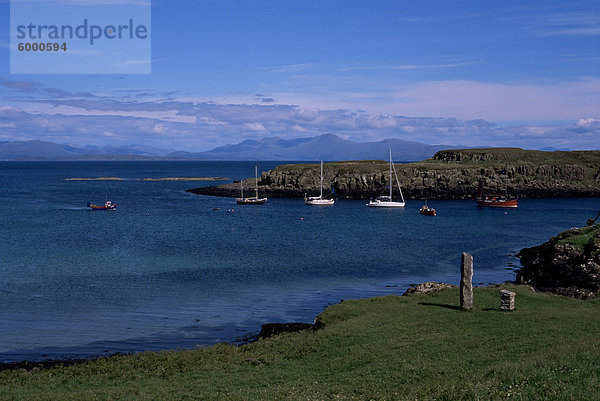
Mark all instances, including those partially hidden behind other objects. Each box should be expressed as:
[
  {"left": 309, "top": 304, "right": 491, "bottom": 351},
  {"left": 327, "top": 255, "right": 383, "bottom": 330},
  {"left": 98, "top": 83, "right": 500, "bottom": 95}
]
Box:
[
  {"left": 187, "top": 148, "right": 600, "bottom": 200},
  {"left": 517, "top": 224, "right": 600, "bottom": 299},
  {"left": 0, "top": 357, "right": 99, "bottom": 372}
]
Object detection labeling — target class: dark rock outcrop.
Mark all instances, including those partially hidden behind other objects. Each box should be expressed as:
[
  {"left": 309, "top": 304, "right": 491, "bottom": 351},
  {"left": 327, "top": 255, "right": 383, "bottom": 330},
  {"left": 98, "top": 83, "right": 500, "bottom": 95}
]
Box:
[
  {"left": 517, "top": 225, "right": 600, "bottom": 299},
  {"left": 403, "top": 282, "right": 457, "bottom": 296},
  {"left": 187, "top": 148, "right": 600, "bottom": 200},
  {"left": 0, "top": 357, "right": 95, "bottom": 372},
  {"left": 258, "top": 323, "right": 315, "bottom": 339}
]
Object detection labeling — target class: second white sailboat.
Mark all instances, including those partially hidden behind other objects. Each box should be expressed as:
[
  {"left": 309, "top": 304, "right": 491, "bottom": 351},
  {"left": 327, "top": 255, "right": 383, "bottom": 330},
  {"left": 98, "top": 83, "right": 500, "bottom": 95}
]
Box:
[
  {"left": 367, "top": 150, "right": 406, "bottom": 208},
  {"left": 305, "top": 160, "right": 335, "bottom": 205}
]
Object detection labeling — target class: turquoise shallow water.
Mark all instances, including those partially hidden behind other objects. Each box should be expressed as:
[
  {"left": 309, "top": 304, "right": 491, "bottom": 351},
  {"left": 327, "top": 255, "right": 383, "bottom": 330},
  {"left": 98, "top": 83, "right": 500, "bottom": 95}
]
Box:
[{"left": 0, "top": 161, "right": 598, "bottom": 362}]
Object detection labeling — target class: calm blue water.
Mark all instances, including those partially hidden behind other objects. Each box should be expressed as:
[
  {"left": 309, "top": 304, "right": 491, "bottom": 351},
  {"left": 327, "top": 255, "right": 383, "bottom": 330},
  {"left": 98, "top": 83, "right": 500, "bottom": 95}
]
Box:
[{"left": 0, "top": 161, "right": 598, "bottom": 362}]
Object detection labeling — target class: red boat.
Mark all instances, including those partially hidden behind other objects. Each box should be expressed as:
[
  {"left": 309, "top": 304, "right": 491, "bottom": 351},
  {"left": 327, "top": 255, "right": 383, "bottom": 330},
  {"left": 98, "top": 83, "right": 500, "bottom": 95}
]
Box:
[
  {"left": 476, "top": 195, "right": 518, "bottom": 208},
  {"left": 476, "top": 179, "right": 518, "bottom": 208},
  {"left": 87, "top": 201, "right": 117, "bottom": 210},
  {"left": 419, "top": 205, "right": 436, "bottom": 216}
]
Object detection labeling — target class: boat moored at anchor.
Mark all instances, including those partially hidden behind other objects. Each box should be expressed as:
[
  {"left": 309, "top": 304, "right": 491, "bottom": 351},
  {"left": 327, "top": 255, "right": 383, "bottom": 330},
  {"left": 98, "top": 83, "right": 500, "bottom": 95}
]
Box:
[
  {"left": 236, "top": 165, "right": 267, "bottom": 205},
  {"left": 367, "top": 150, "right": 406, "bottom": 208},
  {"left": 305, "top": 160, "right": 335, "bottom": 205},
  {"left": 87, "top": 200, "right": 117, "bottom": 210}
]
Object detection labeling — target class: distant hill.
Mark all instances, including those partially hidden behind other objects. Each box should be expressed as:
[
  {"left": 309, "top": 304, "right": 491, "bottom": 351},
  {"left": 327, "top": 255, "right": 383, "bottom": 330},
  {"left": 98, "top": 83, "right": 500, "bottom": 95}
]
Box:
[
  {"left": 168, "top": 134, "right": 462, "bottom": 161},
  {"left": 0, "top": 141, "right": 172, "bottom": 160},
  {"left": 0, "top": 135, "right": 463, "bottom": 161},
  {"left": 0, "top": 140, "right": 84, "bottom": 160}
]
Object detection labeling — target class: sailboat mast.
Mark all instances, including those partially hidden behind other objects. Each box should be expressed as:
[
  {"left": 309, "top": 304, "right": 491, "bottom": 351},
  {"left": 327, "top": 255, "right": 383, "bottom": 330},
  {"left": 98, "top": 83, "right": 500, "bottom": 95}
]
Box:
[
  {"left": 255, "top": 165, "right": 259, "bottom": 199},
  {"left": 320, "top": 160, "right": 324, "bottom": 199},
  {"left": 240, "top": 180, "right": 244, "bottom": 200},
  {"left": 389, "top": 150, "right": 393, "bottom": 200}
]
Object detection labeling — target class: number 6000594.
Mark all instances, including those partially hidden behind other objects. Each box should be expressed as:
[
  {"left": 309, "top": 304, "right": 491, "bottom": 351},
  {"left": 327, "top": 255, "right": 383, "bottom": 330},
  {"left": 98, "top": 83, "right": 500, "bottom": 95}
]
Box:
[{"left": 17, "top": 42, "right": 67, "bottom": 51}]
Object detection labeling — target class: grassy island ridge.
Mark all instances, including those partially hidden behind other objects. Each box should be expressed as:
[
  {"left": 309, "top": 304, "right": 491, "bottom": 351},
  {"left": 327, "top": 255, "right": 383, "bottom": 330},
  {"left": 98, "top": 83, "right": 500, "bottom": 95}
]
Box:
[
  {"left": 188, "top": 147, "right": 600, "bottom": 199},
  {"left": 2, "top": 285, "right": 599, "bottom": 400}
]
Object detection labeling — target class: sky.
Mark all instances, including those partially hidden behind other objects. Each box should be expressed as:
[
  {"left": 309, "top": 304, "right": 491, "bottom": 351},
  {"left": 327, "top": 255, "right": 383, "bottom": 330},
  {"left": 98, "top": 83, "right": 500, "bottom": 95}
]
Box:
[{"left": 0, "top": 0, "right": 599, "bottom": 151}]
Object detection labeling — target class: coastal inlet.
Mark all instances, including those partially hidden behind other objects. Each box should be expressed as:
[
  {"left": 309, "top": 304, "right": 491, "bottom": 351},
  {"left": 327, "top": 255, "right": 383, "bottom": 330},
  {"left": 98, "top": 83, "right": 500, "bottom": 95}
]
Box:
[{"left": 0, "top": 159, "right": 598, "bottom": 362}]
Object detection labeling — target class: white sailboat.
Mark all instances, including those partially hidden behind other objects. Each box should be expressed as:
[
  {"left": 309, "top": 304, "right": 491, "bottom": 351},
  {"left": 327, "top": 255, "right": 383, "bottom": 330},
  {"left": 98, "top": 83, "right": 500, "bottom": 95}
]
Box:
[
  {"left": 236, "top": 165, "right": 267, "bottom": 205},
  {"left": 367, "top": 150, "right": 406, "bottom": 208},
  {"left": 305, "top": 160, "right": 335, "bottom": 205}
]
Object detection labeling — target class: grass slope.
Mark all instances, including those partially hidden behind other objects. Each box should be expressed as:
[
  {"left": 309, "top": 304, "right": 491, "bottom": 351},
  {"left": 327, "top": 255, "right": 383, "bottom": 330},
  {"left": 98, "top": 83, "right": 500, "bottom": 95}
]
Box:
[
  {"left": 272, "top": 147, "right": 600, "bottom": 174},
  {"left": 556, "top": 224, "right": 600, "bottom": 253},
  {"left": 427, "top": 148, "right": 600, "bottom": 166},
  {"left": 1, "top": 285, "right": 599, "bottom": 400}
]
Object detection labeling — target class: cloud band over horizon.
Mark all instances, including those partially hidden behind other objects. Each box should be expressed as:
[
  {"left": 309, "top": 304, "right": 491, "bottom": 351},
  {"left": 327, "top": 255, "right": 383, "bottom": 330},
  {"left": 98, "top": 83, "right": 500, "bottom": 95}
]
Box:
[{"left": 0, "top": 77, "right": 598, "bottom": 151}]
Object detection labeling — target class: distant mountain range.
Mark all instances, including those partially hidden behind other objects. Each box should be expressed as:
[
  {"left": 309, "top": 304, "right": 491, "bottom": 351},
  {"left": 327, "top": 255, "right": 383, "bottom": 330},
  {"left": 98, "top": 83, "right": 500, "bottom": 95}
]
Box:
[
  {"left": 0, "top": 135, "right": 464, "bottom": 161},
  {"left": 0, "top": 141, "right": 176, "bottom": 160}
]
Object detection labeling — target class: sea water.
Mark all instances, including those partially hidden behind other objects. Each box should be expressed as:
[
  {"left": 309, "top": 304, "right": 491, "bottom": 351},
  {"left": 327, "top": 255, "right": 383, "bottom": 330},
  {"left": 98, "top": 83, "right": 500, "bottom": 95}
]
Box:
[{"left": 0, "top": 161, "right": 597, "bottom": 362}]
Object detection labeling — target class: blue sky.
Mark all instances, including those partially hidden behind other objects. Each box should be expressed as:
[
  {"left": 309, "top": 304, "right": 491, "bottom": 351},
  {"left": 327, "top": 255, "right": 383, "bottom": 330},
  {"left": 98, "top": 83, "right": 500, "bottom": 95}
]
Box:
[{"left": 0, "top": 0, "right": 599, "bottom": 151}]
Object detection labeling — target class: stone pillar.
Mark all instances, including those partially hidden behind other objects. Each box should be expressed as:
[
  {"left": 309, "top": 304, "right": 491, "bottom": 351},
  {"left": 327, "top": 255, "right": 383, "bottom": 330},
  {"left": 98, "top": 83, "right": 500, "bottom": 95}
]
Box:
[
  {"left": 500, "top": 290, "right": 516, "bottom": 311},
  {"left": 460, "top": 252, "right": 473, "bottom": 310}
]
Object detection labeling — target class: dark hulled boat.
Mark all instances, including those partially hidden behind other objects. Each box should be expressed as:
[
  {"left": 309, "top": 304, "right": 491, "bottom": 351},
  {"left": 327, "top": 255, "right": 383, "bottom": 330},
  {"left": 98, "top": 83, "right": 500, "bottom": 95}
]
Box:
[
  {"left": 476, "top": 195, "right": 518, "bottom": 208},
  {"left": 419, "top": 204, "right": 437, "bottom": 216},
  {"left": 87, "top": 200, "right": 117, "bottom": 210},
  {"left": 475, "top": 177, "right": 518, "bottom": 208}
]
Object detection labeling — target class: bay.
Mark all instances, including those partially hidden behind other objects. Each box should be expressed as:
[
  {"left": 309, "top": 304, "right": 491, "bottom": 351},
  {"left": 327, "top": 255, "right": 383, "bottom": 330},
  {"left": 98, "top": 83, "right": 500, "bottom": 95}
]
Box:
[{"left": 0, "top": 161, "right": 597, "bottom": 362}]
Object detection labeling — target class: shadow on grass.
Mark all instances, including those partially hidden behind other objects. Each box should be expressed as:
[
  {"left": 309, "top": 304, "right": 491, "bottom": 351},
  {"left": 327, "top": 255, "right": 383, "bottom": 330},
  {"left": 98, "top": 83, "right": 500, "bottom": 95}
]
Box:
[
  {"left": 418, "top": 302, "right": 462, "bottom": 310},
  {"left": 419, "top": 303, "right": 510, "bottom": 313}
]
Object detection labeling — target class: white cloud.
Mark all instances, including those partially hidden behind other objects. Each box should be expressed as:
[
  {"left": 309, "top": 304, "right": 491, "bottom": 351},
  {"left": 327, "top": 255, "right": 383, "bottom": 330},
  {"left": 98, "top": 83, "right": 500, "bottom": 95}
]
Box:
[
  {"left": 151, "top": 124, "right": 166, "bottom": 134},
  {"left": 576, "top": 118, "right": 599, "bottom": 127},
  {"left": 24, "top": 105, "right": 197, "bottom": 124},
  {"left": 385, "top": 79, "right": 600, "bottom": 121},
  {"left": 506, "top": 11, "right": 600, "bottom": 37},
  {"left": 340, "top": 61, "right": 478, "bottom": 72},
  {"left": 244, "top": 122, "right": 266, "bottom": 131},
  {"left": 260, "top": 63, "right": 318, "bottom": 73}
]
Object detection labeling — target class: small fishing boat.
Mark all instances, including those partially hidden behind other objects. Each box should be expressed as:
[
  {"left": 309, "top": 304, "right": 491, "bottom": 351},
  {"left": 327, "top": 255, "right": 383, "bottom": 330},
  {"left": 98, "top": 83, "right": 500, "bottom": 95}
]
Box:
[
  {"left": 87, "top": 200, "right": 117, "bottom": 210},
  {"left": 236, "top": 166, "right": 267, "bottom": 205},
  {"left": 367, "top": 150, "right": 405, "bottom": 208},
  {"left": 419, "top": 204, "right": 436, "bottom": 216},
  {"left": 419, "top": 199, "right": 436, "bottom": 216},
  {"left": 476, "top": 195, "right": 518, "bottom": 208},
  {"left": 305, "top": 160, "right": 335, "bottom": 205},
  {"left": 475, "top": 169, "right": 518, "bottom": 208}
]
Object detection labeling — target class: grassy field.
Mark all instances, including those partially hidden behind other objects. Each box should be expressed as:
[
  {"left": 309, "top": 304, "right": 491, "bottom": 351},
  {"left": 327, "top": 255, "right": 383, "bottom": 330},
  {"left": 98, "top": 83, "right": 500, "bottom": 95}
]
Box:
[
  {"left": 273, "top": 148, "right": 600, "bottom": 170},
  {"left": 1, "top": 284, "right": 599, "bottom": 400},
  {"left": 271, "top": 148, "right": 600, "bottom": 179},
  {"left": 423, "top": 148, "right": 600, "bottom": 166}
]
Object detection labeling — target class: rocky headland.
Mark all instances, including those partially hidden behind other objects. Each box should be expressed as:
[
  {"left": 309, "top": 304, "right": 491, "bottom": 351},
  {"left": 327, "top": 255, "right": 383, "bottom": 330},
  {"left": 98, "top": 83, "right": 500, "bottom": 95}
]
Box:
[
  {"left": 187, "top": 148, "right": 600, "bottom": 199},
  {"left": 517, "top": 224, "right": 600, "bottom": 299}
]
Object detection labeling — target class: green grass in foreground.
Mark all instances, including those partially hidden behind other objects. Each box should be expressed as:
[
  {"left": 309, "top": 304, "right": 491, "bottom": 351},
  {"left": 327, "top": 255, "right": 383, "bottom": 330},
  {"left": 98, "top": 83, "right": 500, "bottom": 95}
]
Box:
[{"left": 1, "top": 285, "right": 599, "bottom": 400}]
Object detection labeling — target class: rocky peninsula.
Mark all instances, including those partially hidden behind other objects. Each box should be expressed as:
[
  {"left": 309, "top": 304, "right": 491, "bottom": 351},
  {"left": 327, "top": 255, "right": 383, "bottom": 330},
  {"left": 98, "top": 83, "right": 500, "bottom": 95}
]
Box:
[
  {"left": 517, "top": 224, "right": 600, "bottom": 299},
  {"left": 187, "top": 148, "right": 600, "bottom": 199}
]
